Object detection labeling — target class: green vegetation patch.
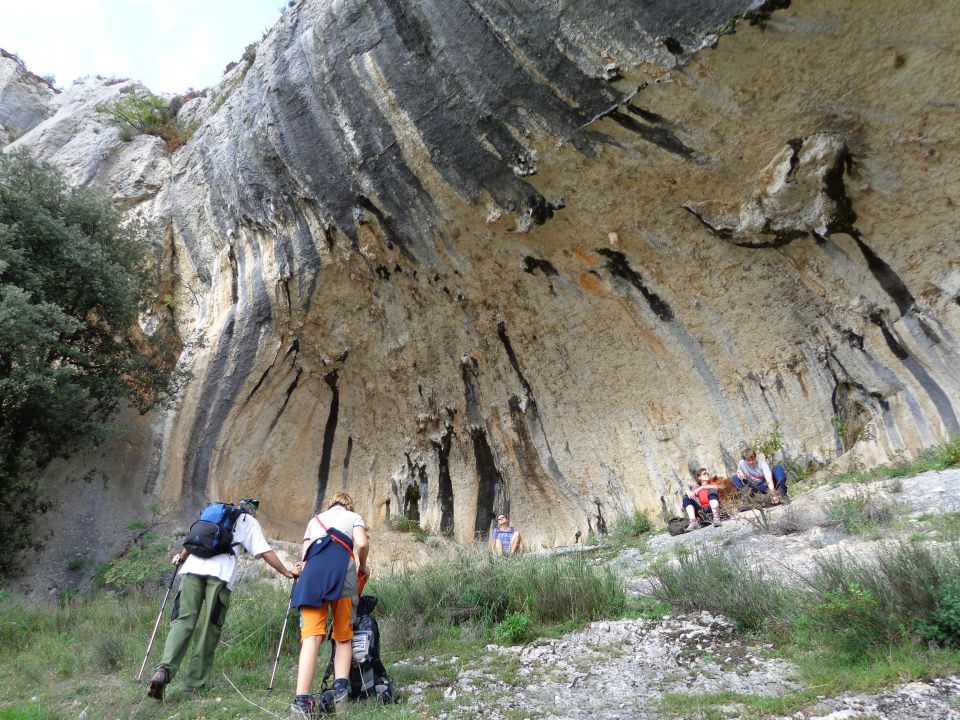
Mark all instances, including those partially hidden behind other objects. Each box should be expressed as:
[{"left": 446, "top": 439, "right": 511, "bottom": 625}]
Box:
[{"left": 372, "top": 549, "right": 625, "bottom": 651}]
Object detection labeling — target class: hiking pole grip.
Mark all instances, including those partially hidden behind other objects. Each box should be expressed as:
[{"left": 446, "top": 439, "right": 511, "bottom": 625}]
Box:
[
  {"left": 137, "top": 565, "right": 179, "bottom": 681},
  {"left": 268, "top": 577, "right": 297, "bottom": 692}
]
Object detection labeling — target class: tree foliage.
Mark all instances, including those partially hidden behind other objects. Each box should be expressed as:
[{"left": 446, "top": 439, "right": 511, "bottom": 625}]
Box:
[
  {"left": 0, "top": 150, "right": 183, "bottom": 576},
  {"left": 95, "top": 88, "right": 191, "bottom": 151}
]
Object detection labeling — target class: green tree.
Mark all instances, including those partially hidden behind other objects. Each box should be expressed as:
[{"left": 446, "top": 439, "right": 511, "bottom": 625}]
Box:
[
  {"left": 95, "top": 88, "right": 191, "bottom": 151},
  {"left": 0, "top": 150, "right": 183, "bottom": 576}
]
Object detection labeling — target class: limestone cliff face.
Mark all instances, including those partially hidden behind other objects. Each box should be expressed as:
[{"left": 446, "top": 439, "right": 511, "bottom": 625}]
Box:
[{"left": 4, "top": 0, "right": 960, "bottom": 564}]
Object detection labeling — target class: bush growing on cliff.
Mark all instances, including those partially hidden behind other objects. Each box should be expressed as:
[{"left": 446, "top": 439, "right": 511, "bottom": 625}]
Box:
[
  {"left": 0, "top": 151, "right": 184, "bottom": 576},
  {"left": 95, "top": 88, "right": 192, "bottom": 151}
]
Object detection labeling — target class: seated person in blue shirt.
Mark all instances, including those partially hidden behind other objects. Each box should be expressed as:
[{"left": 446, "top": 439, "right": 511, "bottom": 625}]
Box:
[{"left": 490, "top": 513, "right": 524, "bottom": 557}]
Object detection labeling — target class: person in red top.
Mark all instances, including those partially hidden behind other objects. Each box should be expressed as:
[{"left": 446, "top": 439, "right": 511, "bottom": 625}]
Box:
[{"left": 682, "top": 468, "right": 723, "bottom": 531}]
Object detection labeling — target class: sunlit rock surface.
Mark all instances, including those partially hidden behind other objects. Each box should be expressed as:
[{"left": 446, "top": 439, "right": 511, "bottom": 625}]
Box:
[{"left": 4, "top": 0, "right": 959, "bottom": 576}]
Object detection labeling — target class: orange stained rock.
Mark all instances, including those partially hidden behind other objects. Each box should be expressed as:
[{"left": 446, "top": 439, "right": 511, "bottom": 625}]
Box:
[{"left": 579, "top": 272, "right": 604, "bottom": 295}]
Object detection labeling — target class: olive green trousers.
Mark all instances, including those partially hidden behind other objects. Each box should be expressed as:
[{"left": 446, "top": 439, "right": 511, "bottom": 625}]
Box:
[{"left": 158, "top": 573, "right": 231, "bottom": 689}]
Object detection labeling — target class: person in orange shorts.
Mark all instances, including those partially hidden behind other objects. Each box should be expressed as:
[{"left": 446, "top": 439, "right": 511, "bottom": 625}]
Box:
[{"left": 290, "top": 492, "right": 369, "bottom": 718}]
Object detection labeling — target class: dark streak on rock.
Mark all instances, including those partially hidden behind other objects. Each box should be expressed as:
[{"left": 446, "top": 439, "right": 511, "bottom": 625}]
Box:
[
  {"left": 606, "top": 109, "right": 697, "bottom": 160},
  {"left": 471, "top": 426, "right": 503, "bottom": 537},
  {"left": 682, "top": 205, "right": 733, "bottom": 240},
  {"left": 461, "top": 355, "right": 483, "bottom": 428},
  {"left": 626, "top": 103, "right": 669, "bottom": 125},
  {"left": 595, "top": 248, "right": 674, "bottom": 321},
  {"left": 342, "top": 435, "right": 353, "bottom": 486},
  {"left": 183, "top": 238, "right": 271, "bottom": 505},
  {"left": 842, "top": 328, "right": 865, "bottom": 351},
  {"left": 315, "top": 369, "right": 340, "bottom": 512},
  {"left": 852, "top": 236, "right": 916, "bottom": 317},
  {"left": 431, "top": 424, "right": 455, "bottom": 533},
  {"left": 869, "top": 313, "right": 959, "bottom": 434},
  {"left": 267, "top": 367, "right": 302, "bottom": 435},
  {"left": 497, "top": 320, "right": 535, "bottom": 404},
  {"left": 662, "top": 36, "right": 683, "bottom": 55},
  {"left": 523, "top": 256, "right": 559, "bottom": 276},
  {"left": 745, "top": 0, "right": 792, "bottom": 26}
]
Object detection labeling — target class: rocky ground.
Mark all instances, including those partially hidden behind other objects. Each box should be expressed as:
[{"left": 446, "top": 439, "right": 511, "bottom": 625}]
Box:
[{"left": 400, "top": 469, "right": 960, "bottom": 719}]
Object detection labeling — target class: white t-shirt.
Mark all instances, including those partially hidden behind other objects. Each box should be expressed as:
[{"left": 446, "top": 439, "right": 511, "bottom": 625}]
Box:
[
  {"left": 738, "top": 456, "right": 773, "bottom": 485},
  {"left": 179, "top": 512, "right": 272, "bottom": 590},
  {"left": 304, "top": 505, "right": 366, "bottom": 545}
]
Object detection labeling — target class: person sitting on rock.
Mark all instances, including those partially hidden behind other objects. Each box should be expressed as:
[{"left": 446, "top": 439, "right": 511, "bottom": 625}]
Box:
[
  {"left": 683, "top": 468, "right": 723, "bottom": 530},
  {"left": 733, "top": 447, "right": 789, "bottom": 504},
  {"left": 490, "top": 513, "right": 524, "bottom": 557}
]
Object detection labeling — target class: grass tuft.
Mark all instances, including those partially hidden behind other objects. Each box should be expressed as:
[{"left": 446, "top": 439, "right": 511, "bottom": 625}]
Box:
[
  {"left": 372, "top": 548, "right": 624, "bottom": 651},
  {"left": 648, "top": 549, "right": 796, "bottom": 632},
  {"left": 824, "top": 486, "right": 896, "bottom": 534}
]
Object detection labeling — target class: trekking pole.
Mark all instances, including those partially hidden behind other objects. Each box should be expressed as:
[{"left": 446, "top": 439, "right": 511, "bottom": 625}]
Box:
[
  {"left": 268, "top": 578, "right": 297, "bottom": 693},
  {"left": 137, "top": 565, "right": 179, "bottom": 681}
]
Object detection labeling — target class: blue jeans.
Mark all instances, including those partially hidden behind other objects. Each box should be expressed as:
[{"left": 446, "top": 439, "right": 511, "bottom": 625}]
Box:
[
  {"left": 682, "top": 490, "right": 719, "bottom": 520},
  {"left": 732, "top": 464, "right": 788, "bottom": 497}
]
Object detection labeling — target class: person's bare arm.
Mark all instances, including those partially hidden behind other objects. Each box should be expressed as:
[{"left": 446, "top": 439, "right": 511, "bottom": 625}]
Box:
[
  {"left": 353, "top": 526, "right": 369, "bottom": 578},
  {"left": 760, "top": 457, "right": 773, "bottom": 485},
  {"left": 256, "top": 549, "right": 296, "bottom": 578}
]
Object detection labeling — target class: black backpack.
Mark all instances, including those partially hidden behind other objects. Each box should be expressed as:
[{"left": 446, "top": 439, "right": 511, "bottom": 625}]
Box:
[
  {"left": 320, "top": 595, "right": 396, "bottom": 704},
  {"left": 182, "top": 502, "right": 245, "bottom": 558}
]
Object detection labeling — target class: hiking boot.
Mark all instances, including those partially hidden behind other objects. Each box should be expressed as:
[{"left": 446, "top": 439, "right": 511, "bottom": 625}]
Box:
[
  {"left": 333, "top": 678, "right": 350, "bottom": 714},
  {"left": 147, "top": 666, "right": 170, "bottom": 702},
  {"left": 684, "top": 520, "right": 701, "bottom": 532},
  {"left": 711, "top": 513, "right": 722, "bottom": 527},
  {"left": 780, "top": 493, "right": 791, "bottom": 505},
  {"left": 290, "top": 694, "right": 317, "bottom": 719}
]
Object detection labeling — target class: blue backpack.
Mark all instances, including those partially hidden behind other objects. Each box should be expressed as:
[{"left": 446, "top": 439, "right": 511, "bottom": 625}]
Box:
[{"left": 183, "top": 502, "right": 244, "bottom": 558}]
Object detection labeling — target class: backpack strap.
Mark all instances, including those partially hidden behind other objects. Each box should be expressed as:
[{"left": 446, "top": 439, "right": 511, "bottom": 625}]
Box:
[{"left": 315, "top": 514, "right": 354, "bottom": 556}]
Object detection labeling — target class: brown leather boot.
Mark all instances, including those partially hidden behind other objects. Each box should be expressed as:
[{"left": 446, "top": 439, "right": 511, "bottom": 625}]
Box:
[{"left": 147, "top": 666, "right": 170, "bottom": 701}]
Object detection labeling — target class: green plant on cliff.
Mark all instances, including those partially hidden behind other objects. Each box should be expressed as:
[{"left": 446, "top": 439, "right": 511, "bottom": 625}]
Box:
[
  {"left": 95, "top": 87, "right": 192, "bottom": 151},
  {"left": 750, "top": 421, "right": 785, "bottom": 460},
  {"left": 0, "top": 151, "right": 185, "bottom": 577}
]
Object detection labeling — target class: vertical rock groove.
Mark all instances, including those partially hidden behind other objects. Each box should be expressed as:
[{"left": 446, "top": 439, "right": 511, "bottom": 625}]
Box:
[{"left": 315, "top": 370, "right": 340, "bottom": 511}]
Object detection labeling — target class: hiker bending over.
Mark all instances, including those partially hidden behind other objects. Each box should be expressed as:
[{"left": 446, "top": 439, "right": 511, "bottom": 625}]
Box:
[
  {"left": 291, "top": 492, "right": 370, "bottom": 718},
  {"left": 733, "top": 447, "right": 789, "bottom": 503},
  {"left": 683, "top": 468, "right": 723, "bottom": 531},
  {"left": 148, "top": 498, "right": 296, "bottom": 700},
  {"left": 490, "top": 513, "right": 524, "bottom": 557}
]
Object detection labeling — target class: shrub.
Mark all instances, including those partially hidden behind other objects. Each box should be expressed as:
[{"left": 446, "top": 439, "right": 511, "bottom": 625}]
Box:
[
  {"left": 611, "top": 509, "right": 654, "bottom": 540},
  {"left": 92, "top": 634, "right": 124, "bottom": 672},
  {"left": 494, "top": 611, "right": 533, "bottom": 644},
  {"left": 374, "top": 550, "right": 624, "bottom": 651},
  {"left": 649, "top": 549, "right": 795, "bottom": 632},
  {"left": 391, "top": 515, "right": 426, "bottom": 542},
  {"left": 95, "top": 88, "right": 192, "bottom": 151},
  {"left": 750, "top": 422, "right": 785, "bottom": 460},
  {"left": 824, "top": 486, "right": 895, "bottom": 534},
  {"left": 769, "top": 506, "right": 813, "bottom": 536},
  {"left": 804, "top": 542, "right": 958, "bottom": 656},
  {"left": 918, "top": 575, "right": 960, "bottom": 648},
  {"left": 943, "top": 434, "right": 960, "bottom": 466}
]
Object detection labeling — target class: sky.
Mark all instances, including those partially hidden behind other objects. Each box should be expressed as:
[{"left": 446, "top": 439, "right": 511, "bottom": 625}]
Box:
[{"left": 2, "top": 1, "right": 285, "bottom": 94}]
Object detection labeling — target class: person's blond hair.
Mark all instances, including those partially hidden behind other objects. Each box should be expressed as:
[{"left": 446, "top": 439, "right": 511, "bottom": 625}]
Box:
[{"left": 326, "top": 492, "right": 354, "bottom": 512}]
